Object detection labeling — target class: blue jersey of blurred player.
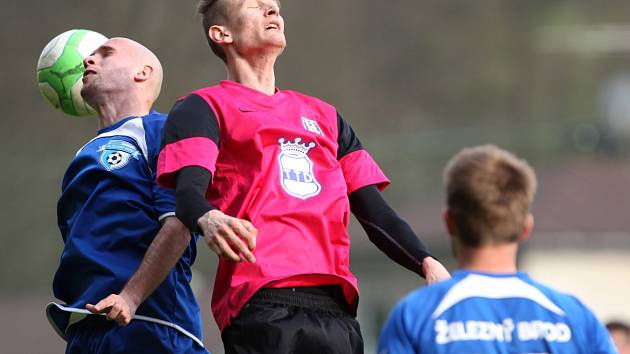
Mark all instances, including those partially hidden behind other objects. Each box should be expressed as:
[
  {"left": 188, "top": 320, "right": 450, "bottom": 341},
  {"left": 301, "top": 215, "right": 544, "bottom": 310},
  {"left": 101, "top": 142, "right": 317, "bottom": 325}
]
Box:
[
  {"left": 378, "top": 145, "right": 616, "bottom": 354},
  {"left": 46, "top": 37, "right": 208, "bottom": 354}
]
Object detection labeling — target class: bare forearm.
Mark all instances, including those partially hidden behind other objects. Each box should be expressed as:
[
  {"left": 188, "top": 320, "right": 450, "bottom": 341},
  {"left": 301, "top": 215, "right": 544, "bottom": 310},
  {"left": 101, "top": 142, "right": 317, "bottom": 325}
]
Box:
[{"left": 120, "top": 217, "right": 191, "bottom": 307}]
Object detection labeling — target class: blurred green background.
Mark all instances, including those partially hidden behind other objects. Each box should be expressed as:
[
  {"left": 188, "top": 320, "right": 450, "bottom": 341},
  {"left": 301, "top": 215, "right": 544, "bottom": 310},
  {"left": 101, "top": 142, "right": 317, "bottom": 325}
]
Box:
[{"left": 2, "top": 1, "right": 630, "bottom": 353}]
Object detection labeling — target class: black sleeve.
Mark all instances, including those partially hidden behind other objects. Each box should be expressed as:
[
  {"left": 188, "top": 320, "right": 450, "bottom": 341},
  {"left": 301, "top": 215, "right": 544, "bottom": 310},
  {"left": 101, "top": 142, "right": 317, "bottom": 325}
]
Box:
[
  {"left": 337, "top": 111, "right": 363, "bottom": 159},
  {"left": 162, "top": 94, "right": 220, "bottom": 231},
  {"left": 160, "top": 93, "right": 221, "bottom": 150},
  {"left": 175, "top": 166, "right": 216, "bottom": 233},
  {"left": 349, "top": 185, "right": 432, "bottom": 277}
]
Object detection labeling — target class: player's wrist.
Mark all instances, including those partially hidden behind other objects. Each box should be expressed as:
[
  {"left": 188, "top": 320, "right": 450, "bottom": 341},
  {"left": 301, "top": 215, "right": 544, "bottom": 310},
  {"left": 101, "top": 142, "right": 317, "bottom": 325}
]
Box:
[
  {"left": 196, "top": 208, "right": 221, "bottom": 231},
  {"left": 119, "top": 289, "right": 141, "bottom": 310},
  {"left": 206, "top": 209, "right": 223, "bottom": 217}
]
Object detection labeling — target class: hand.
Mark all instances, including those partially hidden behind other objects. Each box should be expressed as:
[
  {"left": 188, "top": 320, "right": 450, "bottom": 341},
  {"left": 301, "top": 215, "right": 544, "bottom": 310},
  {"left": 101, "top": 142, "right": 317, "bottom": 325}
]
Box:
[
  {"left": 422, "top": 257, "right": 451, "bottom": 285},
  {"left": 198, "top": 209, "right": 257, "bottom": 263},
  {"left": 85, "top": 292, "right": 139, "bottom": 326}
]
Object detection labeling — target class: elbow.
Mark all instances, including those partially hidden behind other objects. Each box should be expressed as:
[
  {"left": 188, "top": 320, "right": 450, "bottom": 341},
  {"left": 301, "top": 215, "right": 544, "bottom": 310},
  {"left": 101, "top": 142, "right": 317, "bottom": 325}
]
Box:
[{"left": 163, "top": 216, "right": 192, "bottom": 244}]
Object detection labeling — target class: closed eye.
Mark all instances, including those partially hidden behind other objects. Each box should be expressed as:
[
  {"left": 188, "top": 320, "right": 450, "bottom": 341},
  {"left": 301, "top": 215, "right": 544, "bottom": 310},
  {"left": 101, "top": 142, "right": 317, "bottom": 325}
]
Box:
[{"left": 96, "top": 45, "right": 116, "bottom": 57}]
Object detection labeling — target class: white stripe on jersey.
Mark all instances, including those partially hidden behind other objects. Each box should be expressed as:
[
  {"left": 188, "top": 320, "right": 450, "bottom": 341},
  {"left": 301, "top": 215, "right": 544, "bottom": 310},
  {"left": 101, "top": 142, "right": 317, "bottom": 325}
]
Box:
[
  {"left": 76, "top": 117, "right": 150, "bottom": 171},
  {"left": 432, "top": 274, "right": 565, "bottom": 318}
]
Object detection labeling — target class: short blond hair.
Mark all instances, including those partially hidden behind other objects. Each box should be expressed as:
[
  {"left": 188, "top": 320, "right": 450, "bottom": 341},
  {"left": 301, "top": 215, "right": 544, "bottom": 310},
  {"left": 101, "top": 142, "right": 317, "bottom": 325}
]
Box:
[
  {"left": 443, "top": 145, "right": 537, "bottom": 246},
  {"left": 197, "top": 0, "right": 282, "bottom": 63},
  {"left": 197, "top": 0, "right": 231, "bottom": 63}
]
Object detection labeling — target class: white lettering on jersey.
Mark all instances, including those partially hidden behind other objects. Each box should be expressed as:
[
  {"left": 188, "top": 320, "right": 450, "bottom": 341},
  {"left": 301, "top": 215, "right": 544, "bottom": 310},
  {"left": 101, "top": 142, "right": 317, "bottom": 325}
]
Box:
[
  {"left": 518, "top": 321, "right": 572, "bottom": 343},
  {"left": 435, "top": 319, "right": 571, "bottom": 345},
  {"left": 277, "top": 137, "right": 322, "bottom": 199},
  {"left": 435, "top": 319, "right": 515, "bottom": 344}
]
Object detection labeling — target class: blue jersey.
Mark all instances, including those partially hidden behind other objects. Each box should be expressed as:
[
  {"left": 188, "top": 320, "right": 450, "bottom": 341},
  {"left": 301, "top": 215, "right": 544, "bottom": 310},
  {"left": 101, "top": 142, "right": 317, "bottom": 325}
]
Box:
[
  {"left": 48, "top": 112, "right": 204, "bottom": 348},
  {"left": 378, "top": 270, "right": 616, "bottom": 354}
]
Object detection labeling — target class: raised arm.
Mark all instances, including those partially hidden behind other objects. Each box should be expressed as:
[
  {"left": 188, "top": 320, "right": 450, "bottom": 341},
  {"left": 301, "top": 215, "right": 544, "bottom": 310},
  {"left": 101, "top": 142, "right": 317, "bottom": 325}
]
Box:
[
  {"left": 349, "top": 185, "right": 450, "bottom": 284},
  {"left": 336, "top": 111, "right": 449, "bottom": 284}
]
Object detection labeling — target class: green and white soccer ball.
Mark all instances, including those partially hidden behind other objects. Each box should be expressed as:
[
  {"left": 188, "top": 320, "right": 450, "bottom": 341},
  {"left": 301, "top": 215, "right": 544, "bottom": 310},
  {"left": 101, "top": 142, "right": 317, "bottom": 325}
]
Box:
[{"left": 37, "top": 29, "right": 108, "bottom": 116}]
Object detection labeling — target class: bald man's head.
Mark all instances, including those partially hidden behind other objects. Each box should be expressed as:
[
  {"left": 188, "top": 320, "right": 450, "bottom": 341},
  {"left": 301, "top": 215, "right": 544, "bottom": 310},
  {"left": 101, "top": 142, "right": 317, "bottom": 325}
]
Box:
[
  {"left": 109, "top": 37, "right": 163, "bottom": 102},
  {"left": 82, "top": 37, "right": 163, "bottom": 108}
]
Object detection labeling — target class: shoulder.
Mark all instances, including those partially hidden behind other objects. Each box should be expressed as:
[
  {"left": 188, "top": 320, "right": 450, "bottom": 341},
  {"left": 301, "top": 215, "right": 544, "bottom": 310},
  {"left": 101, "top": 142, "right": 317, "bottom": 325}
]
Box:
[
  {"left": 138, "top": 112, "right": 169, "bottom": 159},
  {"left": 521, "top": 275, "right": 608, "bottom": 330},
  {"left": 383, "top": 280, "right": 458, "bottom": 344},
  {"left": 395, "top": 278, "right": 460, "bottom": 316},
  {"left": 164, "top": 86, "right": 223, "bottom": 115},
  {"left": 142, "top": 111, "right": 167, "bottom": 125},
  {"left": 190, "top": 85, "right": 224, "bottom": 100},
  {"left": 168, "top": 90, "right": 220, "bottom": 122},
  {"left": 282, "top": 89, "right": 337, "bottom": 111},
  {"left": 524, "top": 276, "right": 587, "bottom": 312},
  {"left": 141, "top": 111, "right": 168, "bottom": 133}
]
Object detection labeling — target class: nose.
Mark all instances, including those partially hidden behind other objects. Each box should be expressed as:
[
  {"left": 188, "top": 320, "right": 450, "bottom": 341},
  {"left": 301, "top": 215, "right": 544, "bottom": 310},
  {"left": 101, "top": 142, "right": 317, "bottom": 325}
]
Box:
[
  {"left": 266, "top": 3, "right": 279, "bottom": 16},
  {"left": 83, "top": 54, "right": 95, "bottom": 69}
]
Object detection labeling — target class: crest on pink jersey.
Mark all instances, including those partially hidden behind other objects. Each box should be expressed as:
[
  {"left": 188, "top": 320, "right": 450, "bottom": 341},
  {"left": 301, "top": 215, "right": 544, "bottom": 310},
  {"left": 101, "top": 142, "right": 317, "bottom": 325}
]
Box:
[{"left": 277, "top": 137, "right": 322, "bottom": 199}]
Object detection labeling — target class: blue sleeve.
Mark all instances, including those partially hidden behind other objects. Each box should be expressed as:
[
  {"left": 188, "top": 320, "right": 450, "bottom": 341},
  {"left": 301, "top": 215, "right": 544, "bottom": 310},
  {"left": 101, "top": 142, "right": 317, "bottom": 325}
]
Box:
[
  {"left": 586, "top": 310, "right": 618, "bottom": 354},
  {"left": 562, "top": 293, "right": 618, "bottom": 354},
  {"left": 378, "top": 301, "right": 418, "bottom": 354},
  {"left": 152, "top": 171, "right": 176, "bottom": 219}
]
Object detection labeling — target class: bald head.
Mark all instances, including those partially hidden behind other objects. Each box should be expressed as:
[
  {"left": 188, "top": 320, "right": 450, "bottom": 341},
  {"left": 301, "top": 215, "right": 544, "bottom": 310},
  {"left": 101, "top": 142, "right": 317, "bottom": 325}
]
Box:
[
  {"left": 106, "top": 37, "right": 163, "bottom": 104},
  {"left": 82, "top": 37, "right": 163, "bottom": 109}
]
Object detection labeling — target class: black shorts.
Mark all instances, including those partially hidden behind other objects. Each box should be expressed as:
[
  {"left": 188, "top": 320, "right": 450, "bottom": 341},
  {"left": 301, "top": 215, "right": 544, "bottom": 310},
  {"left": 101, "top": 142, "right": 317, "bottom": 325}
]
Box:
[{"left": 222, "top": 285, "right": 363, "bottom": 354}]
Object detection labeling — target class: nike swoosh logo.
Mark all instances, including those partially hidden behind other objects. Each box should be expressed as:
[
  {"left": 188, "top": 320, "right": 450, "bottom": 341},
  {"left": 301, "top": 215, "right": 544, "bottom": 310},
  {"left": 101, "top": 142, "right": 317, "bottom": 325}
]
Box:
[{"left": 238, "top": 107, "right": 256, "bottom": 113}]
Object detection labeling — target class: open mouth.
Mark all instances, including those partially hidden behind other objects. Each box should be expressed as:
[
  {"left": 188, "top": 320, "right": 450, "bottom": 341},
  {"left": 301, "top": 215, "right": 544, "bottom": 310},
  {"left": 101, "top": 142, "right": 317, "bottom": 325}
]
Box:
[
  {"left": 266, "top": 23, "right": 280, "bottom": 31},
  {"left": 83, "top": 69, "right": 96, "bottom": 77}
]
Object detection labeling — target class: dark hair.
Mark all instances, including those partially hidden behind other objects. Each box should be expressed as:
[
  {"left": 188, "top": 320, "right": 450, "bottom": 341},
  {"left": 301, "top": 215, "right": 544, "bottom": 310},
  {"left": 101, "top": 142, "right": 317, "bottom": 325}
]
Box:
[
  {"left": 443, "top": 145, "right": 537, "bottom": 246},
  {"left": 607, "top": 321, "right": 630, "bottom": 336},
  {"left": 197, "top": 0, "right": 230, "bottom": 63}
]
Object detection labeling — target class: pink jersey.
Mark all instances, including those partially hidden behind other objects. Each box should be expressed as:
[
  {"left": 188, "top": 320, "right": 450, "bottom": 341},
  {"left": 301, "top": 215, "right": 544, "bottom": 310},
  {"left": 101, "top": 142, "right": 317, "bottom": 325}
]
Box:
[{"left": 158, "top": 80, "right": 389, "bottom": 331}]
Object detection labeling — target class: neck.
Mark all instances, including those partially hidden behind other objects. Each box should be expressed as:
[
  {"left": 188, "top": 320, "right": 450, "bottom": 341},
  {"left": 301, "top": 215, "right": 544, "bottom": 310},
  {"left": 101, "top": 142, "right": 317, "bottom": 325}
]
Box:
[
  {"left": 93, "top": 91, "right": 151, "bottom": 130},
  {"left": 456, "top": 242, "right": 519, "bottom": 273},
  {"left": 226, "top": 54, "right": 277, "bottom": 95}
]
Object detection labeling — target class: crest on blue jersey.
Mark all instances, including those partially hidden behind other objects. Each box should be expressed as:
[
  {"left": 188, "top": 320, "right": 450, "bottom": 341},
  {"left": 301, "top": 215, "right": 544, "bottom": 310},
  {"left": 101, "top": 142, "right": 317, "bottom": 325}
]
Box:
[
  {"left": 277, "top": 137, "right": 321, "bottom": 200},
  {"left": 97, "top": 140, "right": 140, "bottom": 171}
]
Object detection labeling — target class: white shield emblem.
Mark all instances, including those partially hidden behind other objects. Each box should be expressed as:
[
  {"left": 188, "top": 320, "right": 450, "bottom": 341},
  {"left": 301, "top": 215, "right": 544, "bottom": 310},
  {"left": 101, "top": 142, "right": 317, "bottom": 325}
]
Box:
[
  {"left": 97, "top": 140, "right": 140, "bottom": 171},
  {"left": 277, "top": 137, "right": 321, "bottom": 199}
]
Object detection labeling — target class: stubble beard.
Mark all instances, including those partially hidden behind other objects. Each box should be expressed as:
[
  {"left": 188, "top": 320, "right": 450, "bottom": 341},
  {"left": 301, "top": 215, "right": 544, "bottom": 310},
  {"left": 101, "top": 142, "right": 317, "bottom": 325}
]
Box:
[{"left": 80, "top": 80, "right": 100, "bottom": 108}]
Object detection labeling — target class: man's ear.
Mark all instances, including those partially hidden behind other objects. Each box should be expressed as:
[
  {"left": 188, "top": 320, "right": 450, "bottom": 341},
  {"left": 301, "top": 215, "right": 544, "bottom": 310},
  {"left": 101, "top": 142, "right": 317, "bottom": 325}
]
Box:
[
  {"left": 209, "top": 25, "right": 233, "bottom": 45},
  {"left": 134, "top": 65, "right": 153, "bottom": 82},
  {"left": 517, "top": 213, "right": 534, "bottom": 242},
  {"left": 443, "top": 208, "right": 457, "bottom": 237}
]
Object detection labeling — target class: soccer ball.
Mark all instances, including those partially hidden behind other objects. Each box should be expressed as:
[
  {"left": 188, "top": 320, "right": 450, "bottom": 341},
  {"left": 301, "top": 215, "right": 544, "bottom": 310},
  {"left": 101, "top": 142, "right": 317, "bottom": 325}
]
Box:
[
  {"left": 107, "top": 151, "right": 124, "bottom": 166},
  {"left": 37, "top": 29, "right": 108, "bottom": 116}
]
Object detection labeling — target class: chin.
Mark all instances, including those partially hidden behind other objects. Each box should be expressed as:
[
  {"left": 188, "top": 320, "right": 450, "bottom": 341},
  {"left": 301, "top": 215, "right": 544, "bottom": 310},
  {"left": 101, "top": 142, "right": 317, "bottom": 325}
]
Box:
[
  {"left": 262, "top": 42, "right": 285, "bottom": 57},
  {"left": 80, "top": 85, "right": 97, "bottom": 106},
  {"left": 277, "top": 35, "right": 287, "bottom": 47},
  {"left": 267, "top": 32, "right": 286, "bottom": 46},
  {"left": 272, "top": 39, "right": 287, "bottom": 52}
]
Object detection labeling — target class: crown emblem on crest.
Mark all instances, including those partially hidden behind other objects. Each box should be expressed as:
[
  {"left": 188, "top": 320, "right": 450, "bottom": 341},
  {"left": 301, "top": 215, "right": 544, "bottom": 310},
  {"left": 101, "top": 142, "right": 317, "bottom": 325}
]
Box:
[{"left": 278, "top": 137, "right": 315, "bottom": 156}]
